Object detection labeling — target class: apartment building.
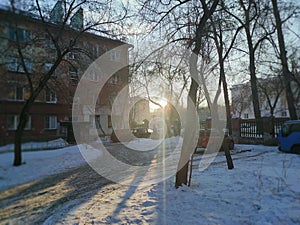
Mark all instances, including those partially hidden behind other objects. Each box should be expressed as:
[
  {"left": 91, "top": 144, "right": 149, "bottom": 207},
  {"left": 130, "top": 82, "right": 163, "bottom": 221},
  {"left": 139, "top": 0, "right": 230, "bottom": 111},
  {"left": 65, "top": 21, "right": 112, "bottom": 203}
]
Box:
[
  {"left": 0, "top": 2, "right": 131, "bottom": 145},
  {"left": 230, "top": 77, "right": 300, "bottom": 119}
]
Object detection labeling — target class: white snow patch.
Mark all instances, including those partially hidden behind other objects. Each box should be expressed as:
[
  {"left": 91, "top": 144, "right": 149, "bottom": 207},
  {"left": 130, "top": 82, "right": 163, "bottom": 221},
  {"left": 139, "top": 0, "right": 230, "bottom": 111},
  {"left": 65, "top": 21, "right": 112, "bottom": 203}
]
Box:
[
  {"left": 0, "top": 144, "right": 101, "bottom": 191},
  {"left": 0, "top": 138, "right": 68, "bottom": 153}
]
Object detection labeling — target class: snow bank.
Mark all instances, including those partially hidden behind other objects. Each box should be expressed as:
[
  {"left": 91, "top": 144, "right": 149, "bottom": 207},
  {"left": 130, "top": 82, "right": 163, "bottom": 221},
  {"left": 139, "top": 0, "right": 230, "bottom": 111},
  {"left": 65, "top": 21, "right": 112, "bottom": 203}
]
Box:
[{"left": 0, "top": 138, "right": 68, "bottom": 153}]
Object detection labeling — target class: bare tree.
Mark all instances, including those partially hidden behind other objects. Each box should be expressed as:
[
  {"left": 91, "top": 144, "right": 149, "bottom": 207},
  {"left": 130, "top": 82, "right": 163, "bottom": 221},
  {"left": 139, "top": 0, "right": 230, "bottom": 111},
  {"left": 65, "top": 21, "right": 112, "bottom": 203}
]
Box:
[
  {"left": 231, "top": 83, "right": 252, "bottom": 118},
  {"left": 271, "top": 0, "right": 298, "bottom": 119},
  {"left": 4, "top": 0, "right": 128, "bottom": 166},
  {"left": 257, "top": 76, "right": 285, "bottom": 118},
  {"left": 290, "top": 49, "right": 300, "bottom": 106},
  {"left": 210, "top": 1, "right": 244, "bottom": 134},
  {"left": 225, "top": 0, "right": 276, "bottom": 124},
  {"left": 137, "top": 0, "right": 234, "bottom": 187}
]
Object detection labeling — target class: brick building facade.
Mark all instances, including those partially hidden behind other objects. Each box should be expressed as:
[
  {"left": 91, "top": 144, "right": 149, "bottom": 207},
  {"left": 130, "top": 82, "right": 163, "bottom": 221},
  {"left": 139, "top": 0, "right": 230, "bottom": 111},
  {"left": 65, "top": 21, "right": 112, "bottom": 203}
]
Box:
[{"left": 0, "top": 2, "right": 131, "bottom": 145}]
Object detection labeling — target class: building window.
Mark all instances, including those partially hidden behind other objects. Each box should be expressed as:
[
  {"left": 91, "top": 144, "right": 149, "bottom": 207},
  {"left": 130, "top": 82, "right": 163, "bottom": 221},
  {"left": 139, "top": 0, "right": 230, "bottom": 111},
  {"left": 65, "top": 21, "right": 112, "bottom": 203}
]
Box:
[
  {"left": 16, "top": 87, "right": 24, "bottom": 101},
  {"left": 93, "top": 45, "right": 100, "bottom": 58},
  {"left": 45, "top": 63, "right": 53, "bottom": 72},
  {"left": 45, "top": 35, "right": 55, "bottom": 49},
  {"left": 108, "top": 115, "right": 112, "bottom": 128},
  {"left": 7, "top": 57, "right": 18, "bottom": 72},
  {"left": 72, "top": 116, "right": 79, "bottom": 122},
  {"left": 281, "top": 111, "right": 287, "bottom": 117},
  {"left": 244, "top": 113, "right": 249, "bottom": 119},
  {"left": 109, "top": 50, "right": 121, "bottom": 62},
  {"left": 25, "top": 117, "right": 31, "bottom": 130},
  {"left": 68, "top": 52, "right": 78, "bottom": 60},
  {"left": 7, "top": 115, "right": 17, "bottom": 130},
  {"left": 68, "top": 66, "right": 78, "bottom": 80},
  {"left": 45, "top": 115, "right": 57, "bottom": 130},
  {"left": 108, "top": 74, "right": 120, "bottom": 84},
  {"left": 45, "top": 88, "right": 57, "bottom": 103},
  {"left": 9, "top": 28, "right": 32, "bottom": 43},
  {"left": 95, "top": 115, "right": 100, "bottom": 129},
  {"left": 7, "top": 57, "right": 32, "bottom": 73},
  {"left": 73, "top": 97, "right": 80, "bottom": 109},
  {"left": 7, "top": 115, "right": 31, "bottom": 130},
  {"left": 86, "top": 70, "right": 100, "bottom": 82},
  {"left": 87, "top": 91, "right": 96, "bottom": 105},
  {"left": 24, "top": 88, "right": 30, "bottom": 100},
  {"left": 45, "top": 63, "right": 58, "bottom": 77},
  {"left": 7, "top": 86, "right": 29, "bottom": 101}
]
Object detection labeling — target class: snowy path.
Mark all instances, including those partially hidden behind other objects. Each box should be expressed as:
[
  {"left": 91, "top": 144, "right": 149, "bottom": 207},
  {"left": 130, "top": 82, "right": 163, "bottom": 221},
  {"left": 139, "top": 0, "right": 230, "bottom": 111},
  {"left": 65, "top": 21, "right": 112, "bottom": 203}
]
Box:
[{"left": 0, "top": 164, "right": 111, "bottom": 224}]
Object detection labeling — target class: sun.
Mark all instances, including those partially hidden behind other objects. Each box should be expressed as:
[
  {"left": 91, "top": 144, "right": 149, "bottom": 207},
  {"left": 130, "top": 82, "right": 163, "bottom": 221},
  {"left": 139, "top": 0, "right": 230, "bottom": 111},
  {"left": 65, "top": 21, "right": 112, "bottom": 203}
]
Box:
[
  {"left": 149, "top": 97, "right": 168, "bottom": 112},
  {"left": 158, "top": 98, "right": 168, "bottom": 107}
]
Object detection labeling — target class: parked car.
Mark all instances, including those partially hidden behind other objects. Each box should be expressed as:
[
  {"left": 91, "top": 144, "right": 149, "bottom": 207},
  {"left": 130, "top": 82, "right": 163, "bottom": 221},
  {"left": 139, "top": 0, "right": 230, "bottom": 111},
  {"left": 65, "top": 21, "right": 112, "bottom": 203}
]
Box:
[
  {"left": 197, "top": 128, "right": 234, "bottom": 150},
  {"left": 131, "top": 127, "right": 152, "bottom": 138},
  {"left": 277, "top": 120, "right": 300, "bottom": 153}
]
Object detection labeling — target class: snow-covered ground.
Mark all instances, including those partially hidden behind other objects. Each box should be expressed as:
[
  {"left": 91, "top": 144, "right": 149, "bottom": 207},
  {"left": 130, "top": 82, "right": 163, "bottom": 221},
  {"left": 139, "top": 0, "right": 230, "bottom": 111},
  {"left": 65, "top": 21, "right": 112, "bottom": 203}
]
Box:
[
  {"left": 0, "top": 143, "right": 101, "bottom": 191},
  {"left": 0, "top": 138, "right": 69, "bottom": 153},
  {"left": 1, "top": 137, "right": 300, "bottom": 224}
]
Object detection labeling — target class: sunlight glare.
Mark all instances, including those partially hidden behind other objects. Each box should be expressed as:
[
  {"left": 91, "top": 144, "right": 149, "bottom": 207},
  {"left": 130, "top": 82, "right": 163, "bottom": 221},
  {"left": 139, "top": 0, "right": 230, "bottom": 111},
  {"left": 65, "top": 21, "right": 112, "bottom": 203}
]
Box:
[{"left": 149, "top": 98, "right": 168, "bottom": 112}]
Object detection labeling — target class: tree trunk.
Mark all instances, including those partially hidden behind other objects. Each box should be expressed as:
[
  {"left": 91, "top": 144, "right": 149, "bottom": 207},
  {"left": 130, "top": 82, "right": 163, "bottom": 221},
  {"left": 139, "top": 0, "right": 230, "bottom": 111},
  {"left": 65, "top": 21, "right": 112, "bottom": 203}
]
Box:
[
  {"left": 13, "top": 79, "right": 49, "bottom": 166},
  {"left": 12, "top": 49, "right": 64, "bottom": 166},
  {"left": 219, "top": 62, "right": 234, "bottom": 169},
  {"left": 247, "top": 32, "right": 261, "bottom": 121},
  {"left": 222, "top": 75, "right": 232, "bottom": 134},
  {"left": 271, "top": 0, "right": 297, "bottom": 119},
  {"left": 240, "top": 1, "right": 262, "bottom": 122},
  {"left": 96, "top": 117, "right": 107, "bottom": 136},
  {"left": 217, "top": 37, "right": 232, "bottom": 134},
  {"left": 175, "top": 78, "right": 198, "bottom": 188},
  {"left": 175, "top": 0, "right": 220, "bottom": 188},
  {"left": 223, "top": 138, "right": 234, "bottom": 169},
  {"left": 244, "top": 25, "right": 264, "bottom": 136},
  {"left": 14, "top": 130, "right": 23, "bottom": 166},
  {"left": 14, "top": 103, "right": 30, "bottom": 166},
  {"left": 175, "top": 161, "right": 189, "bottom": 188}
]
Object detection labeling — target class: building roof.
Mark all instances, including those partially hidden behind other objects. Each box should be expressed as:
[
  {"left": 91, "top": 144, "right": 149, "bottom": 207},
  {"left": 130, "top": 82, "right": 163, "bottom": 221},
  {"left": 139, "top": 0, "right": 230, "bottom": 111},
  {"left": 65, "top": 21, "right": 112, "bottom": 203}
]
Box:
[{"left": 0, "top": 3, "right": 131, "bottom": 47}]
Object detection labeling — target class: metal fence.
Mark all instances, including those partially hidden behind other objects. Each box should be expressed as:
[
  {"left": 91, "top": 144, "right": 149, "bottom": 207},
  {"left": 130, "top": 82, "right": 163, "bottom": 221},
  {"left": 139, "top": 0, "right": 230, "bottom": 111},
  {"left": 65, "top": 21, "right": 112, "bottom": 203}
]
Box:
[
  {"left": 240, "top": 117, "right": 289, "bottom": 139},
  {"left": 240, "top": 118, "right": 263, "bottom": 138}
]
